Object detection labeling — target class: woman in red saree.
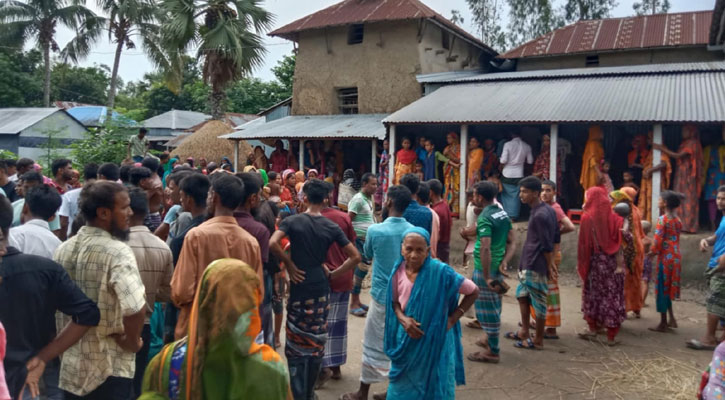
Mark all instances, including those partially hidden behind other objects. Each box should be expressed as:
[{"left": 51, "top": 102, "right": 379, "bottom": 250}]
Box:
[
  {"left": 654, "top": 125, "right": 703, "bottom": 233},
  {"left": 394, "top": 137, "right": 417, "bottom": 185},
  {"left": 578, "top": 186, "right": 626, "bottom": 346}
]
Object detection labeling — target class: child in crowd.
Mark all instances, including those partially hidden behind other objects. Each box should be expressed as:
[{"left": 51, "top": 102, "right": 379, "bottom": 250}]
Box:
[
  {"left": 623, "top": 170, "right": 640, "bottom": 194},
  {"left": 394, "top": 137, "right": 417, "bottom": 184},
  {"left": 648, "top": 191, "right": 683, "bottom": 332},
  {"left": 641, "top": 220, "right": 653, "bottom": 306},
  {"left": 600, "top": 160, "right": 614, "bottom": 193},
  {"left": 414, "top": 160, "right": 424, "bottom": 181}
]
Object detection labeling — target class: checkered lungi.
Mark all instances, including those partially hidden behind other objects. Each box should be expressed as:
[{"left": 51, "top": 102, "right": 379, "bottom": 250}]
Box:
[
  {"left": 473, "top": 269, "right": 502, "bottom": 355},
  {"left": 322, "top": 291, "right": 350, "bottom": 368},
  {"left": 707, "top": 273, "right": 725, "bottom": 319},
  {"left": 516, "top": 269, "right": 549, "bottom": 319},
  {"left": 360, "top": 299, "right": 390, "bottom": 384}
]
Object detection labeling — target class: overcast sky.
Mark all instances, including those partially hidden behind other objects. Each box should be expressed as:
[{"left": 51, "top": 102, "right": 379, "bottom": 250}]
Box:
[{"left": 56, "top": 0, "right": 716, "bottom": 84}]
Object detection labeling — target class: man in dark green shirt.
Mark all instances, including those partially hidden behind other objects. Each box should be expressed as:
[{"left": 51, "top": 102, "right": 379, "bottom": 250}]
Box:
[{"left": 466, "top": 181, "right": 514, "bottom": 363}]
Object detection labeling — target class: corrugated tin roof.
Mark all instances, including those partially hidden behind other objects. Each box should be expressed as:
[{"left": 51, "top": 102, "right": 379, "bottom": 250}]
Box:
[
  {"left": 142, "top": 110, "right": 210, "bottom": 130},
  {"left": 0, "top": 108, "right": 74, "bottom": 134},
  {"left": 500, "top": 10, "right": 713, "bottom": 59},
  {"left": 66, "top": 106, "right": 137, "bottom": 127},
  {"left": 417, "top": 61, "right": 725, "bottom": 84},
  {"left": 385, "top": 69, "right": 725, "bottom": 124},
  {"left": 269, "top": 0, "right": 494, "bottom": 53},
  {"left": 223, "top": 114, "right": 388, "bottom": 140}
]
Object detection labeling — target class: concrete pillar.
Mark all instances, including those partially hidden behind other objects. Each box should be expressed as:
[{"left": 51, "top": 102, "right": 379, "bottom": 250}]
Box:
[
  {"left": 233, "top": 140, "right": 239, "bottom": 172},
  {"left": 299, "top": 139, "right": 304, "bottom": 172},
  {"left": 651, "top": 124, "right": 663, "bottom": 225},
  {"left": 549, "top": 124, "right": 558, "bottom": 184},
  {"left": 389, "top": 125, "right": 396, "bottom": 187},
  {"left": 459, "top": 125, "right": 468, "bottom": 215},
  {"left": 371, "top": 139, "right": 377, "bottom": 175}
]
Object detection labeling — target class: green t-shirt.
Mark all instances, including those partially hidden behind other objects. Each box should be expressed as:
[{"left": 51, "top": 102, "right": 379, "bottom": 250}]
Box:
[
  {"left": 473, "top": 205, "right": 512, "bottom": 274},
  {"left": 348, "top": 192, "right": 375, "bottom": 239}
]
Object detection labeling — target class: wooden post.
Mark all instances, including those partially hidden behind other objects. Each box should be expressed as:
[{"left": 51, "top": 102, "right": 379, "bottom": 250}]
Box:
[
  {"left": 371, "top": 139, "right": 377, "bottom": 175},
  {"left": 459, "top": 125, "right": 468, "bottom": 215},
  {"left": 389, "top": 125, "right": 396, "bottom": 187},
  {"left": 299, "top": 139, "right": 304, "bottom": 172},
  {"left": 549, "top": 124, "right": 558, "bottom": 184},
  {"left": 651, "top": 124, "right": 663, "bottom": 225},
  {"left": 233, "top": 140, "right": 239, "bottom": 172}
]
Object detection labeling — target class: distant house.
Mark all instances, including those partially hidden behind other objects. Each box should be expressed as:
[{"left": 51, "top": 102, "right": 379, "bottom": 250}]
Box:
[
  {"left": 0, "top": 108, "right": 87, "bottom": 160},
  {"left": 141, "top": 110, "right": 211, "bottom": 142},
  {"left": 498, "top": 10, "right": 720, "bottom": 71},
  {"left": 66, "top": 106, "right": 137, "bottom": 128}
]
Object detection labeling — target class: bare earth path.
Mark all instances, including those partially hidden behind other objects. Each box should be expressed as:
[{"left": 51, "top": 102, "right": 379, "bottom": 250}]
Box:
[{"left": 292, "top": 272, "right": 714, "bottom": 400}]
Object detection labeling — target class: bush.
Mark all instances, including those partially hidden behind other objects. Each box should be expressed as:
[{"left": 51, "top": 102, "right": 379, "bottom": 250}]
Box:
[{"left": 71, "top": 123, "right": 134, "bottom": 167}]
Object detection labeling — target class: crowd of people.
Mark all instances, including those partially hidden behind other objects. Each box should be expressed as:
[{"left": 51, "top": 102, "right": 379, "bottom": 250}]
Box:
[{"left": 1, "top": 122, "right": 725, "bottom": 399}]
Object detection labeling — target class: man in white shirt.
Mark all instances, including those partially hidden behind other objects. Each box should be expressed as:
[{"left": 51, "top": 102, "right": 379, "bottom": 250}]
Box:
[
  {"left": 499, "top": 132, "right": 533, "bottom": 220},
  {"left": 9, "top": 185, "right": 62, "bottom": 258},
  {"left": 60, "top": 163, "right": 119, "bottom": 239}
]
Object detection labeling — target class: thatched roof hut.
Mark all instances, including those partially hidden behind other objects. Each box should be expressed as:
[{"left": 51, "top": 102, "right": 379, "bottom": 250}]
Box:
[{"left": 172, "top": 120, "right": 251, "bottom": 164}]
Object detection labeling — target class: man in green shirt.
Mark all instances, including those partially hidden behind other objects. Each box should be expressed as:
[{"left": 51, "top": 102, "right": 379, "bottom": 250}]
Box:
[
  {"left": 348, "top": 173, "right": 377, "bottom": 316},
  {"left": 466, "top": 181, "right": 514, "bottom": 363},
  {"left": 128, "top": 128, "right": 150, "bottom": 163}
]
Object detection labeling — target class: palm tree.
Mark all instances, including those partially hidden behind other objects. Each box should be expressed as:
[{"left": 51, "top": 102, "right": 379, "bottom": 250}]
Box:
[
  {"left": 161, "top": 0, "right": 272, "bottom": 119},
  {"left": 0, "top": 0, "right": 104, "bottom": 107},
  {"left": 98, "top": 0, "right": 170, "bottom": 120}
]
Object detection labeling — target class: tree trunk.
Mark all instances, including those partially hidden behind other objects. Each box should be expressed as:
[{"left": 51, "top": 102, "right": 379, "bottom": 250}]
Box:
[
  {"left": 106, "top": 39, "right": 125, "bottom": 123},
  {"left": 43, "top": 41, "right": 51, "bottom": 107},
  {"left": 209, "top": 87, "right": 225, "bottom": 120}
]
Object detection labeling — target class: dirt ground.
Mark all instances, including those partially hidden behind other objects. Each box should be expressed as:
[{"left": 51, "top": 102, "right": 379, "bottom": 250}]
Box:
[{"left": 297, "top": 270, "right": 715, "bottom": 400}]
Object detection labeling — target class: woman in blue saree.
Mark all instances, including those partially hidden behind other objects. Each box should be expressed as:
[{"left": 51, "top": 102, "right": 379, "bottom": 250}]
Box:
[{"left": 385, "top": 227, "right": 478, "bottom": 400}]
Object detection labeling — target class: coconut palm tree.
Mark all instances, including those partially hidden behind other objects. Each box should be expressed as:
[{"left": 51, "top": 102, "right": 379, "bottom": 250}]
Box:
[
  {"left": 99, "top": 0, "right": 172, "bottom": 119},
  {"left": 161, "top": 0, "right": 272, "bottom": 119},
  {"left": 0, "top": 0, "right": 104, "bottom": 107}
]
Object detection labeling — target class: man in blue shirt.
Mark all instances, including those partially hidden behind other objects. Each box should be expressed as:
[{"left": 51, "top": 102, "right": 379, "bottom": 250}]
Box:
[
  {"left": 400, "top": 173, "right": 432, "bottom": 234},
  {"left": 342, "top": 185, "right": 413, "bottom": 400},
  {"left": 690, "top": 186, "right": 725, "bottom": 350}
]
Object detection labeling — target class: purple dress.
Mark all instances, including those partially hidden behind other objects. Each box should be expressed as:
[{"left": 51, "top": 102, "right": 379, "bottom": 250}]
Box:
[{"left": 581, "top": 232, "right": 629, "bottom": 329}]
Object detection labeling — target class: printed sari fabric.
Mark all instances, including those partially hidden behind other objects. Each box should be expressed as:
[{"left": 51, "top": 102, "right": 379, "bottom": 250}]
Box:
[
  {"left": 140, "top": 259, "right": 289, "bottom": 400},
  {"left": 384, "top": 228, "right": 465, "bottom": 400},
  {"left": 704, "top": 145, "right": 725, "bottom": 201},
  {"left": 581, "top": 252, "right": 626, "bottom": 329},
  {"left": 443, "top": 140, "right": 461, "bottom": 215},
  {"left": 674, "top": 133, "right": 703, "bottom": 233},
  {"left": 579, "top": 126, "right": 605, "bottom": 191},
  {"left": 638, "top": 152, "right": 672, "bottom": 223},
  {"left": 651, "top": 214, "right": 682, "bottom": 306},
  {"left": 394, "top": 149, "right": 417, "bottom": 185},
  {"left": 611, "top": 189, "right": 645, "bottom": 313},
  {"left": 467, "top": 148, "right": 484, "bottom": 187}
]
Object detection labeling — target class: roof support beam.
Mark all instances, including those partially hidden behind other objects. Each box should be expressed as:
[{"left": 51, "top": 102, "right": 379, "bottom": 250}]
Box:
[
  {"left": 299, "top": 139, "right": 305, "bottom": 171},
  {"left": 651, "top": 124, "right": 663, "bottom": 226},
  {"left": 549, "top": 124, "right": 558, "bottom": 184},
  {"left": 459, "top": 124, "right": 468, "bottom": 216},
  {"left": 389, "top": 124, "right": 396, "bottom": 192},
  {"left": 371, "top": 138, "right": 377, "bottom": 175}
]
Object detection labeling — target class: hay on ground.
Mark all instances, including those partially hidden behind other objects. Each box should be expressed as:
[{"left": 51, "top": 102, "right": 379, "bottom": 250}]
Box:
[
  {"left": 568, "top": 351, "right": 701, "bottom": 400},
  {"left": 172, "top": 120, "right": 251, "bottom": 165}
]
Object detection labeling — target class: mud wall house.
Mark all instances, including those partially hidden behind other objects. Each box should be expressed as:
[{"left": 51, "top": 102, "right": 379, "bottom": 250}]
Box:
[
  {"left": 225, "top": 0, "right": 497, "bottom": 170},
  {"left": 0, "top": 108, "right": 87, "bottom": 160}
]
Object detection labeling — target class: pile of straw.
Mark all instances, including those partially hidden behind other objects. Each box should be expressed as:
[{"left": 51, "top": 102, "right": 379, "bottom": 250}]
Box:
[
  {"left": 568, "top": 351, "right": 702, "bottom": 400},
  {"left": 172, "top": 120, "right": 251, "bottom": 164}
]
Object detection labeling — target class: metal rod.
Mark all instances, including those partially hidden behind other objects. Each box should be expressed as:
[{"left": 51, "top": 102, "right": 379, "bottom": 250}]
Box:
[
  {"left": 549, "top": 124, "right": 558, "bottom": 184},
  {"left": 299, "top": 139, "right": 304, "bottom": 172},
  {"left": 389, "top": 125, "right": 396, "bottom": 188},
  {"left": 459, "top": 125, "right": 468, "bottom": 216},
  {"left": 651, "top": 124, "right": 663, "bottom": 225},
  {"left": 371, "top": 139, "right": 377, "bottom": 175}
]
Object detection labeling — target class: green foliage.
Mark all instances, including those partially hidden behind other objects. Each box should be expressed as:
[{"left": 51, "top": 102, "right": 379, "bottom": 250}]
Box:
[
  {"left": 0, "top": 48, "right": 43, "bottom": 107},
  {"left": 464, "top": 0, "right": 507, "bottom": 52},
  {"left": 632, "top": 0, "right": 670, "bottom": 15},
  {"left": 51, "top": 63, "right": 110, "bottom": 105},
  {"left": 450, "top": 9, "right": 465, "bottom": 25},
  {"left": 271, "top": 53, "right": 295, "bottom": 98},
  {"left": 564, "top": 0, "right": 617, "bottom": 22},
  {"left": 226, "top": 78, "right": 289, "bottom": 114},
  {"left": 71, "top": 123, "right": 134, "bottom": 166},
  {"left": 38, "top": 126, "right": 66, "bottom": 176},
  {"left": 0, "top": 149, "right": 17, "bottom": 160},
  {"left": 506, "top": 0, "right": 564, "bottom": 47}
]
